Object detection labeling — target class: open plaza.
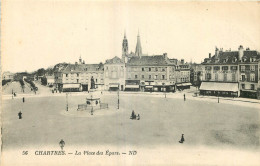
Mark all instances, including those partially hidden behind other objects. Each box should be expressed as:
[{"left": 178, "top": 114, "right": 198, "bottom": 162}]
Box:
[{"left": 1, "top": 80, "right": 260, "bottom": 165}]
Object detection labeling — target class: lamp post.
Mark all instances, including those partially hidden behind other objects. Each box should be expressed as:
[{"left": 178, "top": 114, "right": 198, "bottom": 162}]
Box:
[
  {"left": 218, "top": 93, "right": 220, "bottom": 103},
  {"left": 117, "top": 87, "right": 119, "bottom": 109},
  {"left": 66, "top": 93, "right": 68, "bottom": 111}
]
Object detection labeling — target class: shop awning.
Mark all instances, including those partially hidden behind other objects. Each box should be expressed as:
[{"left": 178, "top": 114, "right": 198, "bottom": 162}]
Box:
[
  {"left": 145, "top": 86, "right": 153, "bottom": 88},
  {"left": 63, "top": 84, "right": 80, "bottom": 89},
  {"left": 182, "top": 83, "right": 192, "bottom": 86},
  {"left": 109, "top": 84, "right": 119, "bottom": 88},
  {"left": 125, "top": 85, "right": 139, "bottom": 88},
  {"left": 200, "top": 82, "right": 238, "bottom": 92}
]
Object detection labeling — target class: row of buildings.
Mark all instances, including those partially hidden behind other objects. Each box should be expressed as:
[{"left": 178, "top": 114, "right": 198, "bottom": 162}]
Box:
[
  {"left": 50, "top": 32, "right": 260, "bottom": 99},
  {"left": 54, "top": 32, "right": 194, "bottom": 93}
]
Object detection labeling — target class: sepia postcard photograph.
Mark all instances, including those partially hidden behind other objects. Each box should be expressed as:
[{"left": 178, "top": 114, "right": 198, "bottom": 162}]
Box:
[{"left": 1, "top": 1, "right": 260, "bottom": 166}]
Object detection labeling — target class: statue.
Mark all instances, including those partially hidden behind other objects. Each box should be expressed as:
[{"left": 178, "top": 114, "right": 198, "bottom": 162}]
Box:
[{"left": 91, "top": 76, "right": 95, "bottom": 89}]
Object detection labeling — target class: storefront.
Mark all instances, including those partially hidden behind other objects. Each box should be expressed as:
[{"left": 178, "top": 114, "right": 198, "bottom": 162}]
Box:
[
  {"left": 199, "top": 82, "right": 239, "bottom": 97},
  {"left": 125, "top": 84, "right": 140, "bottom": 91},
  {"left": 109, "top": 83, "right": 119, "bottom": 91},
  {"left": 62, "top": 83, "right": 81, "bottom": 92},
  {"left": 176, "top": 83, "right": 192, "bottom": 90},
  {"left": 240, "top": 90, "right": 257, "bottom": 99}
]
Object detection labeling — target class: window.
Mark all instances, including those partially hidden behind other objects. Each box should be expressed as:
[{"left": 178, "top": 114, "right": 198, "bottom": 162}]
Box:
[
  {"left": 162, "top": 75, "right": 165, "bottom": 80},
  {"left": 77, "top": 73, "right": 79, "bottom": 77},
  {"left": 77, "top": 79, "right": 79, "bottom": 83},
  {"left": 222, "top": 66, "right": 228, "bottom": 71},
  {"left": 154, "top": 75, "right": 158, "bottom": 80},
  {"left": 142, "top": 68, "right": 144, "bottom": 71},
  {"left": 155, "top": 67, "right": 158, "bottom": 71},
  {"left": 162, "top": 68, "right": 165, "bottom": 72},
  {"left": 205, "top": 66, "right": 212, "bottom": 70},
  {"left": 250, "top": 65, "right": 255, "bottom": 71},
  {"left": 66, "top": 74, "right": 68, "bottom": 77},
  {"left": 250, "top": 74, "right": 255, "bottom": 82},
  {"left": 231, "top": 66, "right": 237, "bottom": 70},
  {"left": 149, "top": 68, "right": 151, "bottom": 72},
  {"left": 241, "top": 66, "right": 245, "bottom": 72},
  {"left": 215, "top": 74, "right": 218, "bottom": 81},
  {"left": 213, "top": 66, "right": 220, "bottom": 71},
  {"left": 241, "top": 75, "right": 246, "bottom": 81},
  {"left": 251, "top": 84, "right": 255, "bottom": 90},
  {"left": 241, "top": 84, "right": 245, "bottom": 89},
  {"left": 142, "top": 75, "right": 144, "bottom": 79},
  {"left": 149, "top": 75, "right": 151, "bottom": 79},
  {"left": 232, "top": 74, "right": 236, "bottom": 82},
  {"left": 224, "top": 73, "right": 227, "bottom": 81},
  {"left": 206, "top": 73, "right": 211, "bottom": 80},
  {"left": 135, "top": 75, "right": 138, "bottom": 79}
]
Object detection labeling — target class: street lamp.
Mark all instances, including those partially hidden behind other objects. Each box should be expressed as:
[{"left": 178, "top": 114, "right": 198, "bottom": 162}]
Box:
[
  {"left": 66, "top": 93, "right": 68, "bottom": 111},
  {"left": 117, "top": 88, "right": 119, "bottom": 109}
]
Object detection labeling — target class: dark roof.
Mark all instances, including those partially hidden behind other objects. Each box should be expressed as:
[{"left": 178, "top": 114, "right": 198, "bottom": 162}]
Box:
[
  {"left": 105, "top": 56, "right": 124, "bottom": 64},
  {"left": 127, "top": 55, "right": 174, "bottom": 66},
  {"left": 62, "top": 63, "right": 104, "bottom": 73},
  {"left": 202, "top": 50, "right": 260, "bottom": 65}
]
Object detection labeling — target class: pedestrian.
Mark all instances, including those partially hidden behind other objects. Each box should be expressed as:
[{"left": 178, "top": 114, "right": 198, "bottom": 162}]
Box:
[
  {"left": 59, "top": 139, "right": 65, "bottom": 151},
  {"left": 101, "top": 91, "right": 103, "bottom": 95},
  {"left": 22, "top": 97, "right": 25, "bottom": 103},
  {"left": 131, "top": 110, "right": 136, "bottom": 119},
  {"left": 184, "top": 94, "right": 186, "bottom": 101},
  {"left": 137, "top": 114, "right": 140, "bottom": 120},
  {"left": 179, "top": 134, "right": 185, "bottom": 143},
  {"left": 18, "top": 111, "right": 22, "bottom": 119}
]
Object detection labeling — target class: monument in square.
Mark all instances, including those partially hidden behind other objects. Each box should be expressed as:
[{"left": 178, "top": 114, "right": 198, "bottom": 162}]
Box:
[{"left": 77, "top": 76, "right": 108, "bottom": 114}]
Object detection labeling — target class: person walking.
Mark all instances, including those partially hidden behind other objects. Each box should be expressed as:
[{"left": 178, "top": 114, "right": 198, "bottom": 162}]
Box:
[
  {"left": 18, "top": 111, "right": 22, "bottom": 119},
  {"left": 184, "top": 94, "right": 186, "bottom": 101},
  {"left": 179, "top": 134, "right": 185, "bottom": 143},
  {"left": 22, "top": 97, "right": 25, "bottom": 103},
  {"left": 137, "top": 114, "right": 140, "bottom": 120},
  {"left": 59, "top": 139, "right": 65, "bottom": 151}
]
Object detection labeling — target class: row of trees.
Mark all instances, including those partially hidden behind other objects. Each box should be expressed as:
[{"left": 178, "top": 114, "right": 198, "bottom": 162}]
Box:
[{"left": 24, "top": 78, "right": 38, "bottom": 91}]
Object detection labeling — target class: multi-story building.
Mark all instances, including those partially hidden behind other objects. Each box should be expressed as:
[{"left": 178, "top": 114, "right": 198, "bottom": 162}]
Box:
[
  {"left": 104, "top": 56, "right": 125, "bottom": 91},
  {"left": 190, "top": 63, "right": 203, "bottom": 88},
  {"left": 54, "top": 58, "right": 104, "bottom": 92},
  {"left": 200, "top": 46, "right": 260, "bottom": 98},
  {"left": 2, "top": 71, "right": 14, "bottom": 80},
  {"left": 238, "top": 46, "right": 260, "bottom": 99},
  {"left": 126, "top": 53, "right": 176, "bottom": 92},
  {"left": 175, "top": 59, "right": 191, "bottom": 90}
]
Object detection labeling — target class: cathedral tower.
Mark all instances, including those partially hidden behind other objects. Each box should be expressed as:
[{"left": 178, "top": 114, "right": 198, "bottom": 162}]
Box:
[
  {"left": 135, "top": 30, "right": 142, "bottom": 57},
  {"left": 122, "top": 31, "right": 128, "bottom": 62}
]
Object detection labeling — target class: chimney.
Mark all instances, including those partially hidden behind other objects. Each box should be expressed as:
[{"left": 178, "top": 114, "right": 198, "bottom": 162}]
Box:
[
  {"left": 163, "top": 53, "right": 167, "bottom": 59},
  {"left": 215, "top": 47, "right": 219, "bottom": 58},
  {"left": 181, "top": 59, "right": 184, "bottom": 64},
  {"left": 209, "top": 53, "right": 211, "bottom": 58},
  {"left": 238, "top": 45, "right": 244, "bottom": 61}
]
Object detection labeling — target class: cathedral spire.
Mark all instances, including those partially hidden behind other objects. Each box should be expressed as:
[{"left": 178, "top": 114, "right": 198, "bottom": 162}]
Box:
[
  {"left": 135, "top": 30, "right": 142, "bottom": 57},
  {"left": 122, "top": 31, "right": 128, "bottom": 63}
]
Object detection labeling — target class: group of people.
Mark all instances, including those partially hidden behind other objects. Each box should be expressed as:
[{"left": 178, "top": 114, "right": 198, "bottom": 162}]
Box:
[{"left": 130, "top": 110, "right": 140, "bottom": 120}]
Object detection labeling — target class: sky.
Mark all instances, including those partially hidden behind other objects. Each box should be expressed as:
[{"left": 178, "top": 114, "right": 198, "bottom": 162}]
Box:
[{"left": 2, "top": 1, "right": 260, "bottom": 73}]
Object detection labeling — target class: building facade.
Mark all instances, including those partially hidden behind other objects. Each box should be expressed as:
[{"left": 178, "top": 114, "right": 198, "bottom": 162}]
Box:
[
  {"left": 126, "top": 53, "right": 176, "bottom": 92},
  {"left": 200, "top": 46, "right": 260, "bottom": 98},
  {"left": 54, "top": 58, "right": 104, "bottom": 92},
  {"left": 104, "top": 56, "right": 126, "bottom": 91}
]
